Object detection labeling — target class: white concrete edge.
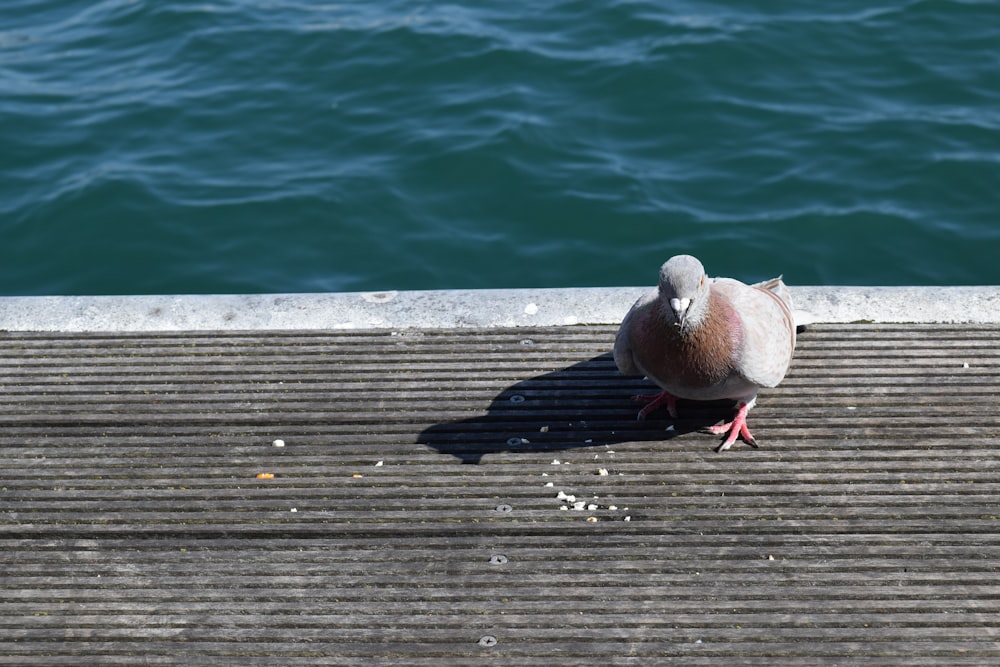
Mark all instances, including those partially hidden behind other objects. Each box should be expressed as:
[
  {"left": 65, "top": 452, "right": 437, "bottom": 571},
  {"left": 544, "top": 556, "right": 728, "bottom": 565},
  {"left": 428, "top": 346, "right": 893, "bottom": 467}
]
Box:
[{"left": 0, "top": 286, "right": 998, "bottom": 332}]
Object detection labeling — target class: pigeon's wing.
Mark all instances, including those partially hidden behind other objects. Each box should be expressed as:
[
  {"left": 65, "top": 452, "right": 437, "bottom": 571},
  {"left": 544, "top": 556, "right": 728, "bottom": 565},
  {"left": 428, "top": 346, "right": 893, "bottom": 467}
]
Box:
[
  {"left": 713, "top": 277, "right": 796, "bottom": 388},
  {"left": 613, "top": 290, "right": 657, "bottom": 377}
]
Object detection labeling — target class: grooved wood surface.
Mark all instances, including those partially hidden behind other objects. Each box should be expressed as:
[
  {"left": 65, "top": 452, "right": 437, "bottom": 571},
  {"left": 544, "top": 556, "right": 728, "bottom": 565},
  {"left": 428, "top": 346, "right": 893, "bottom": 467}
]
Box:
[{"left": 2, "top": 324, "right": 1000, "bottom": 665}]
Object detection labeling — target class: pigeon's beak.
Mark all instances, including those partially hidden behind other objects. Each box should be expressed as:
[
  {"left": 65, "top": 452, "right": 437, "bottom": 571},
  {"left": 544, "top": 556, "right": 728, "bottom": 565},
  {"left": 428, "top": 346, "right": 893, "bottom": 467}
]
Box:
[{"left": 669, "top": 298, "right": 691, "bottom": 326}]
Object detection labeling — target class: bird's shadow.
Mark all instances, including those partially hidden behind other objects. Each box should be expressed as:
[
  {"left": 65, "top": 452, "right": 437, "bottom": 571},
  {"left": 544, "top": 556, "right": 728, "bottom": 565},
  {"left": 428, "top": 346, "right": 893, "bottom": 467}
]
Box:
[{"left": 417, "top": 352, "right": 739, "bottom": 464}]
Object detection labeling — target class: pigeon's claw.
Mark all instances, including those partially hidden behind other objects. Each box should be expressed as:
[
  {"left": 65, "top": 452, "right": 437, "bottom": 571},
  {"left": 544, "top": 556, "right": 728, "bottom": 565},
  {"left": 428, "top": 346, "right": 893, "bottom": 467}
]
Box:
[
  {"left": 708, "top": 400, "right": 758, "bottom": 452},
  {"left": 632, "top": 390, "right": 678, "bottom": 420}
]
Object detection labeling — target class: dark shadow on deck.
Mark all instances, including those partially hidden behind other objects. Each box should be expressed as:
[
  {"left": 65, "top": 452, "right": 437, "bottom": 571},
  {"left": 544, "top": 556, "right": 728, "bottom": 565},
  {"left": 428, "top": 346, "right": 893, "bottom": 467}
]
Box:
[{"left": 417, "top": 352, "right": 739, "bottom": 464}]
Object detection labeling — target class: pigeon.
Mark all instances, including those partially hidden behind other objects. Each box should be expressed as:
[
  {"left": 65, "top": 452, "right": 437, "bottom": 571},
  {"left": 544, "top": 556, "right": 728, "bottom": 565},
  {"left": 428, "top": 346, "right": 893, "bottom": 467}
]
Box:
[{"left": 613, "top": 255, "right": 796, "bottom": 451}]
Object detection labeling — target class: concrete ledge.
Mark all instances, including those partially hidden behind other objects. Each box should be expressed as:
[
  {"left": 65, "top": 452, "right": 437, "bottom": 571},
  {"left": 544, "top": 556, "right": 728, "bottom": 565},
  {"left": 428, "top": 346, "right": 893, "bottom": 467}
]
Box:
[{"left": 0, "top": 286, "right": 998, "bottom": 332}]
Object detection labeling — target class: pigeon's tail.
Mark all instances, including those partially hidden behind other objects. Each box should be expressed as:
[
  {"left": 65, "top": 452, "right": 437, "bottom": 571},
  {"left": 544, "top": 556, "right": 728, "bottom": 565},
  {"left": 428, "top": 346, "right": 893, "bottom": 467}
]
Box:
[
  {"left": 752, "top": 276, "right": 792, "bottom": 309},
  {"left": 753, "top": 278, "right": 811, "bottom": 331}
]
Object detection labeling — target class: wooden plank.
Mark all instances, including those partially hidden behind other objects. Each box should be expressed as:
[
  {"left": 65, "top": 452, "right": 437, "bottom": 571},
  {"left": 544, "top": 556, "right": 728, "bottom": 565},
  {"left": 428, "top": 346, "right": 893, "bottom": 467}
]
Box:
[{"left": 2, "top": 324, "right": 1000, "bottom": 663}]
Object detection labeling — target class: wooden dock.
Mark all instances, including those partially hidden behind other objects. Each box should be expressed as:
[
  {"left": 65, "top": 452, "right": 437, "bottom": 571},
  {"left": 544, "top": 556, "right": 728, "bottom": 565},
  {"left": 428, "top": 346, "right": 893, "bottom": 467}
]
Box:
[{"left": 3, "top": 320, "right": 1000, "bottom": 664}]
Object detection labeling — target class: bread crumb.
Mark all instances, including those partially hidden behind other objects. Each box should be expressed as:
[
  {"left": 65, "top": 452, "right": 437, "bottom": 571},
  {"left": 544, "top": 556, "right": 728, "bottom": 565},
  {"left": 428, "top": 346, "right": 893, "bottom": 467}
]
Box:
[{"left": 256, "top": 473, "right": 275, "bottom": 479}]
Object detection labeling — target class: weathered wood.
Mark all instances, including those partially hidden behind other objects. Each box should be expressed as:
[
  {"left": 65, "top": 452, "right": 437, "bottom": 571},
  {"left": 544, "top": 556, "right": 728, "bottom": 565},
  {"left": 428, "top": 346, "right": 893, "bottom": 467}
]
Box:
[{"left": 2, "top": 323, "right": 1000, "bottom": 664}]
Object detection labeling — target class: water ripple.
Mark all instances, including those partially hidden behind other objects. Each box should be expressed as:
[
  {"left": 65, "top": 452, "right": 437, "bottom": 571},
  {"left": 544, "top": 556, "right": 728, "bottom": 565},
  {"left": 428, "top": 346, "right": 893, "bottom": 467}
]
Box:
[{"left": 3, "top": 0, "right": 1000, "bottom": 294}]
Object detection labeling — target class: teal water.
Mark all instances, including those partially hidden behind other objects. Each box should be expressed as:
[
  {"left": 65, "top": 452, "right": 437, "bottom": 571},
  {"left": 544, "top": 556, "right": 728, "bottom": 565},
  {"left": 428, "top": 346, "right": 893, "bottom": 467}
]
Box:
[{"left": 3, "top": 1, "right": 1000, "bottom": 296}]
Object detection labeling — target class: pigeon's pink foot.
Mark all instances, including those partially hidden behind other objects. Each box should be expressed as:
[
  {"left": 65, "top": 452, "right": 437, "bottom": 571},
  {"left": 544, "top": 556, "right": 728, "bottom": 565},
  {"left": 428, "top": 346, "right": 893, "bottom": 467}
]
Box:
[
  {"left": 632, "top": 390, "right": 678, "bottom": 420},
  {"left": 707, "top": 400, "right": 758, "bottom": 451}
]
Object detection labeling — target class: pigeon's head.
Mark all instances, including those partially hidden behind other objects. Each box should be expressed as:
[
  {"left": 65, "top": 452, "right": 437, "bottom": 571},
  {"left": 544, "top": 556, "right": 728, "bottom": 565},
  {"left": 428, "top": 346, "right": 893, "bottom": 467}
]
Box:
[{"left": 658, "top": 255, "right": 709, "bottom": 328}]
